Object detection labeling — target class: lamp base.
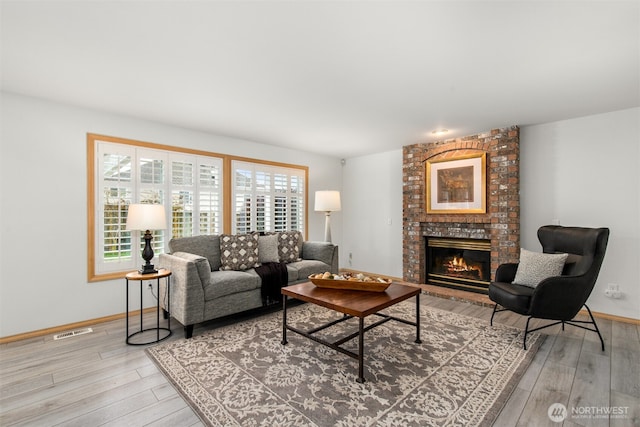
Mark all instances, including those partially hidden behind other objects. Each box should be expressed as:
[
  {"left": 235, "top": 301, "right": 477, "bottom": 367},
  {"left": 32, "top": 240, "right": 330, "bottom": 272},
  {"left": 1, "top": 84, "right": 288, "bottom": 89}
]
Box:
[
  {"left": 139, "top": 264, "right": 158, "bottom": 275},
  {"left": 139, "top": 230, "right": 157, "bottom": 274},
  {"left": 324, "top": 212, "right": 332, "bottom": 243}
]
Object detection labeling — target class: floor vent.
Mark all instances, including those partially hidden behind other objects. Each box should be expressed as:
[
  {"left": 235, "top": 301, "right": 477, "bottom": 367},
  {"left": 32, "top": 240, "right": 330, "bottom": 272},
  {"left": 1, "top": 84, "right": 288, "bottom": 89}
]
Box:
[{"left": 53, "top": 328, "right": 93, "bottom": 340}]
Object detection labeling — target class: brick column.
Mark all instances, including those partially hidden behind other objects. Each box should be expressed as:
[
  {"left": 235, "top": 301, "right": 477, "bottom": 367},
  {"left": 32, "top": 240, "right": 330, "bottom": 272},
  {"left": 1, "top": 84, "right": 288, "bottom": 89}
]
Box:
[{"left": 402, "top": 126, "right": 520, "bottom": 289}]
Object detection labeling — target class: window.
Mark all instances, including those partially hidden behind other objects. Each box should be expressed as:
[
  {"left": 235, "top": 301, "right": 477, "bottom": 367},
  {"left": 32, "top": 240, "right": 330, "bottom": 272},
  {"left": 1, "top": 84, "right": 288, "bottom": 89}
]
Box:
[
  {"left": 88, "top": 134, "right": 308, "bottom": 282},
  {"left": 232, "top": 160, "right": 306, "bottom": 235},
  {"left": 89, "top": 135, "right": 223, "bottom": 281}
]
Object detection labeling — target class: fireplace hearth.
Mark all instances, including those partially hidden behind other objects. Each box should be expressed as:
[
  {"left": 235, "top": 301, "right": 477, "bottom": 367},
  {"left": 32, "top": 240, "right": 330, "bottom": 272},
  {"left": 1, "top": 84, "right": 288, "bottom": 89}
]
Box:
[{"left": 426, "top": 237, "right": 491, "bottom": 293}]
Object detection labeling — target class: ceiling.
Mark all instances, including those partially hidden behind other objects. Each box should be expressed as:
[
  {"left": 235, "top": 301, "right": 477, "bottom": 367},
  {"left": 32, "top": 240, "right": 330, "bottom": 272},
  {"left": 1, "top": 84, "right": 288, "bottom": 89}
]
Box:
[{"left": 2, "top": 1, "right": 638, "bottom": 158}]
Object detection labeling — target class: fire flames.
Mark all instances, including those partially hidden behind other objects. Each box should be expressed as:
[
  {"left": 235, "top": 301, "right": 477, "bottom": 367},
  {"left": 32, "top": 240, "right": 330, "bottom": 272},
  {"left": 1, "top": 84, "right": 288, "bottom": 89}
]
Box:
[{"left": 446, "top": 256, "right": 482, "bottom": 275}]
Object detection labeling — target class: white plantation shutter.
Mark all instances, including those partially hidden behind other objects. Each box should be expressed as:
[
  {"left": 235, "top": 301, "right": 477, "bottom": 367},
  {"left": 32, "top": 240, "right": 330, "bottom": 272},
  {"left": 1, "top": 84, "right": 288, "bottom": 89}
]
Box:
[
  {"left": 137, "top": 150, "right": 167, "bottom": 256},
  {"left": 231, "top": 161, "right": 305, "bottom": 236},
  {"left": 171, "top": 157, "right": 194, "bottom": 239},
  {"left": 290, "top": 175, "right": 304, "bottom": 232},
  {"left": 97, "top": 143, "right": 136, "bottom": 273},
  {"left": 234, "top": 167, "right": 252, "bottom": 234},
  {"left": 197, "top": 160, "right": 222, "bottom": 235},
  {"left": 255, "top": 170, "right": 272, "bottom": 232},
  {"left": 273, "top": 173, "right": 287, "bottom": 231},
  {"left": 170, "top": 156, "right": 223, "bottom": 238}
]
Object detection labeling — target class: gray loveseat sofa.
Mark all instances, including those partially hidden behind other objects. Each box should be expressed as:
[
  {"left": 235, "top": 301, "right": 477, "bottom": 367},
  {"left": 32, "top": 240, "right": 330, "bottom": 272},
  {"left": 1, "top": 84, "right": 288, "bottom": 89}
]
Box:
[{"left": 159, "top": 231, "right": 338, "bottom": 338}]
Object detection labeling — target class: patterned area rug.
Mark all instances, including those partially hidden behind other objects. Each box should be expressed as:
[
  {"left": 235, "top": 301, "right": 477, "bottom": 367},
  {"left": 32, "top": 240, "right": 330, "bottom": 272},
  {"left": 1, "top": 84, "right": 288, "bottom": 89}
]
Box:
[{"left": 147, "top": 297, "right": 543, "bottom": 426}]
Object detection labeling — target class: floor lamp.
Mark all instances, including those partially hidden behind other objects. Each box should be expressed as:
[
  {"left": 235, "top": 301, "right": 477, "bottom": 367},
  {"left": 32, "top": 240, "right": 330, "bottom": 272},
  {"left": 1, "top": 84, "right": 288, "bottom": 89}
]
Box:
[{"left": 315, "top": 191, "right": 341, "bottom": 243}]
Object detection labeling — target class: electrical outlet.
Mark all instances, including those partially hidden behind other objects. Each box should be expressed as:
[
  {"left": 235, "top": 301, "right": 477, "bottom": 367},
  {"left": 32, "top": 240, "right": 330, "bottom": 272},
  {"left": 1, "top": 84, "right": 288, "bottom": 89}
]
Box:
[{"left": 604, "top": 284, "right": 622, "bottom": 299}]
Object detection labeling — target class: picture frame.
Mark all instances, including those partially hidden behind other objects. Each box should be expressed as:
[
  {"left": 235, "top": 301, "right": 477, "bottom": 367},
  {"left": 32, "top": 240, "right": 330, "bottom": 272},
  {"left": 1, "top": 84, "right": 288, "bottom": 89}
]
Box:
[{"left": 425, "top": 152, "right": 486, "bottom": 214}]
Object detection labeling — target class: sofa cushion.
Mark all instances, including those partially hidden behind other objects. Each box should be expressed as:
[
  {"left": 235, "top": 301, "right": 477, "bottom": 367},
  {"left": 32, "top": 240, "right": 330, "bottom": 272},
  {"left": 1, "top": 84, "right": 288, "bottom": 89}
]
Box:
[
  {"left": 285, "top": 264, "right": 300, "bottom": 282},
  {"left": 278, "top": 231, "right": 302, "bottom": 263},
  {"left": 258, "top": 234, "right": 280, "bottom": 263},
  {"left": 220, "top": 233, "right": 260, "bottom": 271},
  {"left": 512, "top": 248, "right": 568, "bottom": 287},
  {"left": 287, "top": 259, "right": 331, "bottom": 281},
  {"left": 204, "top": 269, "right": 261, "bottom": 300},
  {"left": 169, "top": 235, "right": 221, "bottom": 271}
]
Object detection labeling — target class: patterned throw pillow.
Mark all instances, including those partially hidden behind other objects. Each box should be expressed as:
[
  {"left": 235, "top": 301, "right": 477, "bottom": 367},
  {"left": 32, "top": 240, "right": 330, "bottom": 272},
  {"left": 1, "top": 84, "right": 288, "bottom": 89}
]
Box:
[
  {"left": 512, "top": 248, "right": 568, "bottom": 287},
  {"left": 278, "top": 231, "right": 302, "bottom": 263},
  {"left": 219, "top": 233, "right": 260, "bottom": 271}
]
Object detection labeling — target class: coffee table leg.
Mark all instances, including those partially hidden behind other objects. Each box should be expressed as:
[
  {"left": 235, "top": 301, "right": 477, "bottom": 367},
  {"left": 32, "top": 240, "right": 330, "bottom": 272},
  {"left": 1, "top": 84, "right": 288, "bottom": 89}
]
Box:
[
  {"left": 281, "top": 295, "right": 288, "bottom": 345},
  {"left": 415, "top": 293, "right": 422, "bottom": 344},
  {"left": 356, "top": 317, "right": 365, "bottom": 383}
]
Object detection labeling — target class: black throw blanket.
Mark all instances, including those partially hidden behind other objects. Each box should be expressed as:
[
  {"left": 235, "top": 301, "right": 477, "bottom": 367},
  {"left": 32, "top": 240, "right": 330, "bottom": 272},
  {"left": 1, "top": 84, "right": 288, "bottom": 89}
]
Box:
[{"left": 255, "top": 262, "right": 289, "bottom": 305}]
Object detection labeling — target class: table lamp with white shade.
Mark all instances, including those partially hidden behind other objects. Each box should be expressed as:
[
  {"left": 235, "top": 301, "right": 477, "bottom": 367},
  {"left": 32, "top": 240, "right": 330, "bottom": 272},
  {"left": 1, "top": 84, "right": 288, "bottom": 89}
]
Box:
[
  {"left": 126, "top": 203, "right": 167, "bottom": 274},
  {"left": 314, "top": 190, "right": 341, "bottom": 243}
]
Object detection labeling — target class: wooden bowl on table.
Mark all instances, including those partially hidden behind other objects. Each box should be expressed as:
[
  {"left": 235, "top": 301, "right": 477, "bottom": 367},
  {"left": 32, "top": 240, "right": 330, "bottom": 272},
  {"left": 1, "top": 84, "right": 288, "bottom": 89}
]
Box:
[{"left": 308, "top": 276, "right": 392, "bottom": 292}]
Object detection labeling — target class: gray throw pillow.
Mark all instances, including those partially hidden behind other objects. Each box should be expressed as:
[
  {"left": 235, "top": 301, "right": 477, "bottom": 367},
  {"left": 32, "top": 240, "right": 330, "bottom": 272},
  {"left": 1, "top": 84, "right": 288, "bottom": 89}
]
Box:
[
  {"left": 219, "top": 233, "right": 260, "bottom": 271},
  {"left": 258, "top": 234, "right": 280, "bottom": 263},
  {"left": 512, "top": 248, "right": 569, "bottom": 287}
]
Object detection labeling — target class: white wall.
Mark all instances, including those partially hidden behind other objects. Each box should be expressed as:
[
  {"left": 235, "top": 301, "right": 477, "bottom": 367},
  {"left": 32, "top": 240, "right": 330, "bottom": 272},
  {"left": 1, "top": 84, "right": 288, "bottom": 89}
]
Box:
[
  {"left": 2, "top": 93, "right": 637, "bottom": 339},
  {"left": 341, "top": 150, "right": 404, "bottom": 277},
  {"left": 342, "top": 107, "right": 639, "bottom": 320},
  {"left": 520, "top": 108, "right": 639, "bottom": 320},
  {"left": 0, "top": 92, "right": 343, "bottom": 337}
]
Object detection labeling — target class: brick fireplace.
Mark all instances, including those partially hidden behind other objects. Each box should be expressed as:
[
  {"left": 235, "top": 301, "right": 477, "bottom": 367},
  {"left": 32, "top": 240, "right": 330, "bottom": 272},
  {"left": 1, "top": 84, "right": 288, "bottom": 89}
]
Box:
[{"left": 402, "top": 126, "right": 520, "bottom": 293}]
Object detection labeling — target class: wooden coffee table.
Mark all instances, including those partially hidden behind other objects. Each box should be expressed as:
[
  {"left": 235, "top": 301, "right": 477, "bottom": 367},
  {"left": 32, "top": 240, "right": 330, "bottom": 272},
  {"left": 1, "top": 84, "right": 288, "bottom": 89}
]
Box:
[{"left": 281, "top": 281, "right": 421, "bottom": 383}]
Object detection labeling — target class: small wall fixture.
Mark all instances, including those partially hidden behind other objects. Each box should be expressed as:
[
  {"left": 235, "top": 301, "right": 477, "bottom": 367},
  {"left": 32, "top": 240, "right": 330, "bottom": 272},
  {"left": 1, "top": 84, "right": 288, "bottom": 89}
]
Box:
[
  {"left": 314, "top": 191, "right": 341, "bottom": 243},
  {"left": 126, "top": 204, "right": 167, "bottom": 274},
  {"left": 432, "top": 129, "right": 449, "bottom": 136}
]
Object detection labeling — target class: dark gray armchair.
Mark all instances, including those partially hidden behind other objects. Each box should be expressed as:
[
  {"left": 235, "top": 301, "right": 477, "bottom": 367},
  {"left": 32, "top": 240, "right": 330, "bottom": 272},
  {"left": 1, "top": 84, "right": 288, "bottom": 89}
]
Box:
[{"left": 489, "top": 225, "right": 609, "bottom": 350}]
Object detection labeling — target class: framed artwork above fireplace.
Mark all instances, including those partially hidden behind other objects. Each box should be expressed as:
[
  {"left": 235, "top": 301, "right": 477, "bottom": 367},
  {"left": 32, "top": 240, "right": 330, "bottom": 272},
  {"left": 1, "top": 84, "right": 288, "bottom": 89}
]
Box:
[{"left": 425, "top": 152, "right": 486, "bottom": 214}]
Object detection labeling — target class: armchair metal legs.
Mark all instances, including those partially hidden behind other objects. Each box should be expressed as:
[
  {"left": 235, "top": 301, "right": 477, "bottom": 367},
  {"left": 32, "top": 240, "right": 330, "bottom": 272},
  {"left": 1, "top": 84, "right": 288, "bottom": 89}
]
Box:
[
  {"left": 490, "top": 303, "right": 605, "bottom": 351},
  {"left": 490, "top": 304, "right": 510, "bottom": 327}
]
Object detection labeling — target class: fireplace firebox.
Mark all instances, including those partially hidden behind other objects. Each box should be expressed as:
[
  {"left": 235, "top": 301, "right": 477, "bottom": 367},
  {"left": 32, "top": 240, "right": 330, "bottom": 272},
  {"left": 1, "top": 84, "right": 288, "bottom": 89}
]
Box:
[{"left": 426, "top": 237, "right": 491, "bottom": 294}]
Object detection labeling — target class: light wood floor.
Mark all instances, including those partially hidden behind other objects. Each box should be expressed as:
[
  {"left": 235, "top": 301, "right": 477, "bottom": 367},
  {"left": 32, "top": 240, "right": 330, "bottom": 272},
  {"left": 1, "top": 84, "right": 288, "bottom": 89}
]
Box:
[{"left": 1, "top": 294, "right": 638, "bottom": 426}]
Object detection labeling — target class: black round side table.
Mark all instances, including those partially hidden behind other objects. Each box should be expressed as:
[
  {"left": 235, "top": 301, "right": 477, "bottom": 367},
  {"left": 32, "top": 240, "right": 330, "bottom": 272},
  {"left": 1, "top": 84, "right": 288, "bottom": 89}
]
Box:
[{"left": 125, "top": 269, "right": 172, "bottom": 345}]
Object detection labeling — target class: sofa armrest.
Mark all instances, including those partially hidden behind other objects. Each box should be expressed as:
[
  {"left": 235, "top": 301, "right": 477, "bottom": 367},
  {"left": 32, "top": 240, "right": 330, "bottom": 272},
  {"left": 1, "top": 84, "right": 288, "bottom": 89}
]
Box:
[
  {"left": 301, "top": 241, "right": 339, "bottom": 274},
  {"left": 158, "top": 252, "right": 210, "bottom": 326}
]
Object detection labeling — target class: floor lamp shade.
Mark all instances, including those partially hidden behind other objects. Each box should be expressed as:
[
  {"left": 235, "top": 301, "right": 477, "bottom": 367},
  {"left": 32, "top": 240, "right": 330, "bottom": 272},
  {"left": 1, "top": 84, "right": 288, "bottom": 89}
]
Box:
[
  {"left": 314, "top": 191, "right": 341, "bottom": 213},
  {"left": 315, "top": 191, "right": 341, "bottom": 242},
  {"left": 126, "top": 204, "right": 167, "bottom": 274}
]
